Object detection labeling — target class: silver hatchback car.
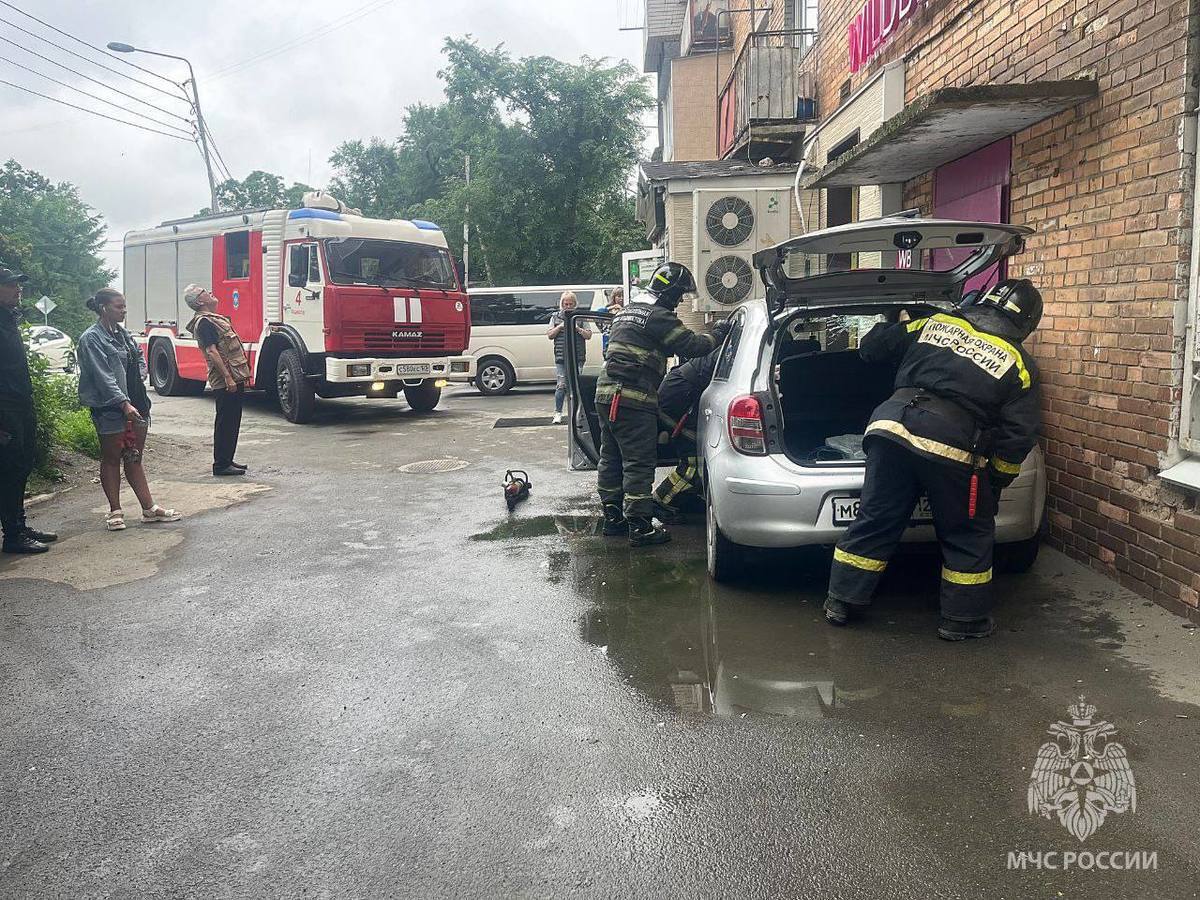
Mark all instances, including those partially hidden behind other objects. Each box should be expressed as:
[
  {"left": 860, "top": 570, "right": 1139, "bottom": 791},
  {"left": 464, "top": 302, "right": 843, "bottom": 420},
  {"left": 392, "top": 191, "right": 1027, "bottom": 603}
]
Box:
[{"left": 566, "top": 216, "right": 1047, "bottom": 582}]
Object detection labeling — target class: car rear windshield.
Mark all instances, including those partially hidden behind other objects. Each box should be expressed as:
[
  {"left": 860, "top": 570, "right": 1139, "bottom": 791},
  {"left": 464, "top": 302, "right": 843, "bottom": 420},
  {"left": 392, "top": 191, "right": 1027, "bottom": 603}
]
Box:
[{"left": 325, "top": 238, "right": 457, "bottom": 290}]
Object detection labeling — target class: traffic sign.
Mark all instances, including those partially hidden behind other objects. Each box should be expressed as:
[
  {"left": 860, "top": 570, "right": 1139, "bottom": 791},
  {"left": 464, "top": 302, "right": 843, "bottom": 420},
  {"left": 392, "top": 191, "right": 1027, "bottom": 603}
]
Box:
[{"left": 35, "top": 295, "right": 56, "bottom": 324}]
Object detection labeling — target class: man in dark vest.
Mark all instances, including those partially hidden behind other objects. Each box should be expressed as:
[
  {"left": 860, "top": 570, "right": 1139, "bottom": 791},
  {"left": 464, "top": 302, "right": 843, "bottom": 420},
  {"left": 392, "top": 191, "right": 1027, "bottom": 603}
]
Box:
[
  {"left": 183, "top": 284, "right": 251, "bottom": 477},
  {"left": 0, "top": 267, "right": 57, "bottom": 553},
  {"left": 595, "top": 262, "right": 729, "bottom": 546},
  {"left": 825, "top": 279, "right": 1043, "bottom": 641}
]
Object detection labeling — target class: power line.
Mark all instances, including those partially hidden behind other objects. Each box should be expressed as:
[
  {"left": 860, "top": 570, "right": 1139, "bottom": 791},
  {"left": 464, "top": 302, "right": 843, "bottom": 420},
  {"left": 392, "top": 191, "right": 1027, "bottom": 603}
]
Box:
[
  {"left": 0, "top": 1, "right": 186, "bottom": 95},
  {"left": 0, "top": 13, "right": 189, "bottom": 104},
  {"left": 0, "top": 53, "right": 195, "bottom": 136},
  {"left": 0, "top": 35, "right": 194, "bottom": 125},
  {"left": 203, "top": 121, "right": 235, "bottom": 183},
  {"left": 208, "top": 0, "right": 395, "bottom": 81},
  {"left": 0, "top": 78, "right": 193, "bottom": 142}
]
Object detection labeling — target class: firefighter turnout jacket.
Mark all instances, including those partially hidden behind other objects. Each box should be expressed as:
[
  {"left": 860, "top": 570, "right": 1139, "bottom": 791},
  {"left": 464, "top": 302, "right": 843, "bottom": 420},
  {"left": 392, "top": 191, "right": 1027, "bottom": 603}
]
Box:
[
  {"left": 858, "top": 305, "right": 1040, "bottom": 486},
  {"left": 596, "top": 303, "right": 728, "bottom": 413}
]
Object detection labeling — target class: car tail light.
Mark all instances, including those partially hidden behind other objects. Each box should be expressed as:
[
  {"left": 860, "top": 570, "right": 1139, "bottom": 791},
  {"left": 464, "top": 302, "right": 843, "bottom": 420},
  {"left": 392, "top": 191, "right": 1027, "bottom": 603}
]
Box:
[{"left": 728, "top": 395, "right": 767, "bottom": 455}]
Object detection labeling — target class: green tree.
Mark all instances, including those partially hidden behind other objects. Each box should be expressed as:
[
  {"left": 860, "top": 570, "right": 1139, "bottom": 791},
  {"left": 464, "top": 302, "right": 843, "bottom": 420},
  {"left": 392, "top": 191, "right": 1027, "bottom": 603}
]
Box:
[
  {"left": 199, "top": 169, "right": 314, "bottom": 215},
  {"left": 0, "top": 159, "right": 113, "bottom": 339},
  {"left": 328, "top": 39, "right": 652, "bottom": 285}
]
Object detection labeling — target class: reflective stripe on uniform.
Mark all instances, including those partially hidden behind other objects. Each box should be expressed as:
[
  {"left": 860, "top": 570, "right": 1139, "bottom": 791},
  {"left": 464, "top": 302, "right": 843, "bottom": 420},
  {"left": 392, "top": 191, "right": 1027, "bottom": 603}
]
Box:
[
  {"left": 930, "top": 314, "right": 1031, "bottom": 389},
  {"left": 607, "top": 340, "right": 665, "bottom": 365},
  {"left": 663, "top": 325, "right": 691, "bottom": 345},
  {"left": 866, "top": 419, "right": 976, "bottom": 465},
  {"left": 833, "top": 547, "right": 888, "bottom": 572},
  {"left": 990, "top": 456, "right": 1022, "bottom": 475},
  {"left": 942, "top": 567, "right": 993, "bottom": 585},
  {"left": 595, "top": 383, "right": 656, "bottom": 405},
  {"left": 906, "top": 317, "right": 929, "bottom": 333},
  {"left": 656, "top": 460, "right": 698, "bottom": 504}
]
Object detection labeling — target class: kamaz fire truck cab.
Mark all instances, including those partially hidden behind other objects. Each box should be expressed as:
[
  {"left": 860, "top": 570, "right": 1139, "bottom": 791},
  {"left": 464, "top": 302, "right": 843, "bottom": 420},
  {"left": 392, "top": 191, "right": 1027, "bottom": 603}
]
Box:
[{"left": 123, "top": 193, "right": 474, "bottom": 423}]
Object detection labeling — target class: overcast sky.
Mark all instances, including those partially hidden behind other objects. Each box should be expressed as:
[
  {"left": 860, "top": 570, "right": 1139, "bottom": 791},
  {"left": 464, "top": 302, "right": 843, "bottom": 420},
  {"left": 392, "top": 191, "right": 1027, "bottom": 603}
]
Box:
[{"left": 3, "top": 0, "right": 647, "bottom": 283}]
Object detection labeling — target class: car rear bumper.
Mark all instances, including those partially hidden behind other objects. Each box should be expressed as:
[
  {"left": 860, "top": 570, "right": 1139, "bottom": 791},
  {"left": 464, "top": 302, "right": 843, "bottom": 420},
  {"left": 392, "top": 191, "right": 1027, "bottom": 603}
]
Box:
[
  {"left": 325, "top": 355, "right": 474, "bottom": 383},
  {"left": 708, "top": 445, "right": 1046, "bottom": 549}
]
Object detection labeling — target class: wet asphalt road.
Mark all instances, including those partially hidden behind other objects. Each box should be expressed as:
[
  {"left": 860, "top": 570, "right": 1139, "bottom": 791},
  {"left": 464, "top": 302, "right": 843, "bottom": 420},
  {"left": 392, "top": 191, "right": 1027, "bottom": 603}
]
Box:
[{"left": 2, "top": 386, "right": 1198, "bottom": 899}]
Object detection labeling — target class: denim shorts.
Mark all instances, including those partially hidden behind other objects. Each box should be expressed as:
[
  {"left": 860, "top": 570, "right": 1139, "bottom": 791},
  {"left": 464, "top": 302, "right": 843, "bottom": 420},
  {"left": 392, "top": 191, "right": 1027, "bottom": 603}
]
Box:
[{"left": 90, "top": 407, "right": 149, "bottom": 435}]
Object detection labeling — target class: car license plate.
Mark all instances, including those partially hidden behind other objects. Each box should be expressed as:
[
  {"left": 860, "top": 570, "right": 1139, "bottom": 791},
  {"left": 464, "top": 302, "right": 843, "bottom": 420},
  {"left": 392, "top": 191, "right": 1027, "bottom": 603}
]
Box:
[
  {"left": 396, "top": 363, "right": 431, "bottom": 376},
  {"left": 831, "top": 496, "right": 934, "bottom": 526}
]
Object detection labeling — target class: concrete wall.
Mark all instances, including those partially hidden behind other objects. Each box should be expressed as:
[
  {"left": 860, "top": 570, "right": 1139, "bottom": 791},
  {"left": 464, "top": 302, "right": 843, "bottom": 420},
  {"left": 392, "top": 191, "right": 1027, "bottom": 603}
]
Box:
[{"left": 809, "top": 0, "right": 1200, "bottom": 618}]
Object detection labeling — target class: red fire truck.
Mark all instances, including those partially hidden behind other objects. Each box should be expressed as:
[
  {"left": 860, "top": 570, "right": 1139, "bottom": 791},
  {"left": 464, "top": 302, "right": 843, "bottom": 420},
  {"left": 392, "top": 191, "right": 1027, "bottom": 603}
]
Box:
[{"left": 122, "top": 194, "right": 474, "bottom": 422}]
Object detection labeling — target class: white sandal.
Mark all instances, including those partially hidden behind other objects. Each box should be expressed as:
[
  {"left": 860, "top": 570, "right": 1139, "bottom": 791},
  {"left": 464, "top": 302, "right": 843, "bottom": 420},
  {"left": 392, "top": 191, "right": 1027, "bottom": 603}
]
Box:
[
  {"left": 142, "top": 505, "right": 182, "bottom": 523},
  {"left": 105, "top": 510, "right": 126, "bottom": 531}
]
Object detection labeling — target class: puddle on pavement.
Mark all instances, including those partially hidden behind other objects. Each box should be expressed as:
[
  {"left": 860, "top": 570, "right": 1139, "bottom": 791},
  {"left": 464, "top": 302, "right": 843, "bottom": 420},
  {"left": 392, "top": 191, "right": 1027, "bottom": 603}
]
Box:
[
  {"left": 470, "top": 515, "right": 601, "bottom": 541},
  {"left": 472, "top": 509, "right": 1200, "bottom": 726}
]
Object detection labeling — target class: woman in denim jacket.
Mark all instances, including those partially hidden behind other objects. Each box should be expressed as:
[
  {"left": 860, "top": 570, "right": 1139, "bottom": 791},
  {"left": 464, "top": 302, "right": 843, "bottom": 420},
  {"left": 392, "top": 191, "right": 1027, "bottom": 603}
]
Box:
[{"left": 77, "top": 289, "right": 181, "bottom": 531}]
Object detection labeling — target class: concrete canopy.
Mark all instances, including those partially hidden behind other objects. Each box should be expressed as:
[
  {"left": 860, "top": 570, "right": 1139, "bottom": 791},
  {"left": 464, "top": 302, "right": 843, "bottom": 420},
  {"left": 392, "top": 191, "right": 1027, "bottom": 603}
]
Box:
[{"left": 802, "top": 81, "right": 1099, "bottom": 188}]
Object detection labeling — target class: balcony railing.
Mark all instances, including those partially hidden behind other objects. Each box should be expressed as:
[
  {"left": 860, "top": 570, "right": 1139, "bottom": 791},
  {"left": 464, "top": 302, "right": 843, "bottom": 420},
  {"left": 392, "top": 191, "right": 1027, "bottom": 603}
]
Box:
[
  {"left": 682, "top": 0, "right": 733, "bottom": 56},
  {"left": 718, "top": 28, "right": 819, "bottom": 159}
]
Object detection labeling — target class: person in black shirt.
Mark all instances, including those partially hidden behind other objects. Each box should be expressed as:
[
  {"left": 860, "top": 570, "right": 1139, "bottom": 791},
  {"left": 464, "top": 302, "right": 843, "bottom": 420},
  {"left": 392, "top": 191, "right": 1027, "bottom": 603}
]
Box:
[
  {"left": 183, "top": 284, "right": 250, "bottom": 476},
  {"left": 0, "top": 267, "right": 58, "bottom": 553}
]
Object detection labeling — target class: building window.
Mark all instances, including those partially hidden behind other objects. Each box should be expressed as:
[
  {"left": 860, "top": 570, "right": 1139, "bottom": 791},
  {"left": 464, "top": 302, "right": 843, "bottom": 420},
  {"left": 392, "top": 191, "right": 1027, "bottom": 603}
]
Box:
[
  {"left": 225, "top": 230, "right": 250, "bottom": 279},
  {"left": 1184, "top": 294, "right": 1200, "bottom": 453}
]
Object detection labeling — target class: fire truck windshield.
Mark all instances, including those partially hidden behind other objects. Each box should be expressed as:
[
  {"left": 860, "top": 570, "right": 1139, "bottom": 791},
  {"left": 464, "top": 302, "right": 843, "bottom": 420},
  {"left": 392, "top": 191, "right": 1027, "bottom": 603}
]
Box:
[{"left": 325, "top": 238, "right": 457, "bottom": 290}]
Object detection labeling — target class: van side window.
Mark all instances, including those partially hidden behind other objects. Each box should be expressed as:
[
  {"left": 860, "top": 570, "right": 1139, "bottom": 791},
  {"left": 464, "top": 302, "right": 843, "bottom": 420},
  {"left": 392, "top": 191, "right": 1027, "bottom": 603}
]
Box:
[
  {"left": 518, "top": 291, "right": 559, "bottom": 325},
  {"left": 471, "top": 293, "right": 522, "bottom": 326},
  {"left": 713, "top": 311, "right": 745, "bottom": 380},
  {"left": 225, "top": 231, "right": 250, "bottom": 279}
]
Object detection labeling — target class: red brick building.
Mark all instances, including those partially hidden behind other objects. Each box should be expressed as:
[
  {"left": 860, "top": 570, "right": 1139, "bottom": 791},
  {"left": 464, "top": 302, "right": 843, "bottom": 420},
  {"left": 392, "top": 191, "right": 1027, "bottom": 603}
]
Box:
[{"left": 635, "top": 0, "right": 1200, "bottom": 618}]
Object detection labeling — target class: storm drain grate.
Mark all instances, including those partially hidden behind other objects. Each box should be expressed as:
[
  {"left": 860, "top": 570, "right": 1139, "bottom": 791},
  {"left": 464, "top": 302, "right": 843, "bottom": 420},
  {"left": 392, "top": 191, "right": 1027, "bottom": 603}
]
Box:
[
  {"left": 398, "top": 458, "right": 470, "bottom": 474},
  {"left": 493, "top": 417, "right": 559, "bottom": 428}
]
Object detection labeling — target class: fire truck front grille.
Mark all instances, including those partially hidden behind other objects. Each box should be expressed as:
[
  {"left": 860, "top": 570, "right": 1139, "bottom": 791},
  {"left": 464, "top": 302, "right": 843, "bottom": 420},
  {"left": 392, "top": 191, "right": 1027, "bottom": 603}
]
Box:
[{"left": 342, "top": 323, "right": 466, "bottom": 353}]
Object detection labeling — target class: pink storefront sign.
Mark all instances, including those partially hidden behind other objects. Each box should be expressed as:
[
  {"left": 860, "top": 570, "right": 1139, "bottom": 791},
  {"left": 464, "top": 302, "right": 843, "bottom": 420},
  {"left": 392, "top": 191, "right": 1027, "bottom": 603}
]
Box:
[{"left": 848, "top": 0, "right": 924, "bottom": 73}]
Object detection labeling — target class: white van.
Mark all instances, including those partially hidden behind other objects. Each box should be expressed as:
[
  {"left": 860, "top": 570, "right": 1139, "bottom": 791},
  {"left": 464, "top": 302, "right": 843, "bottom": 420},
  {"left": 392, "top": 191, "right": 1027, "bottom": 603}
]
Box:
[{"left": 464, "top": 285, "right": 618, "bottom": 395}]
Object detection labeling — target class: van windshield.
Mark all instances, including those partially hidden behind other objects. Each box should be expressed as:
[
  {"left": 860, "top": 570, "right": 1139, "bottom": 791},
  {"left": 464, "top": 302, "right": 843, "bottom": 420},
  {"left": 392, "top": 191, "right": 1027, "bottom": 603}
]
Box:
[{"left": 325, "top": 238, "right": 456, "bottom": 290}]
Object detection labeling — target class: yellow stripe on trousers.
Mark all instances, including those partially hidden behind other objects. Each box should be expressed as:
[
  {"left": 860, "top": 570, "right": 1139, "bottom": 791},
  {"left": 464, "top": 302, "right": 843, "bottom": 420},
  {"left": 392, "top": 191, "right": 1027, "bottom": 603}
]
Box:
[{"left": 833, "top": 547, "right": 888, "bottom": 572}]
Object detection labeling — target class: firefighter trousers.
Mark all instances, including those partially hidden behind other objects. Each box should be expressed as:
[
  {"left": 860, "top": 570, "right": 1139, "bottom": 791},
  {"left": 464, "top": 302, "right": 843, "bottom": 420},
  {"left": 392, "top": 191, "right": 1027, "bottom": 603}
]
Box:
[
  {"left": 597, "top": 404, "right": 658, "bottom": 518},
  {"left": 827, "top": 437, "right": 998, "bottom": 621},
  {"left": 653, "top": 436, "right": 701, "bottom": 512}
]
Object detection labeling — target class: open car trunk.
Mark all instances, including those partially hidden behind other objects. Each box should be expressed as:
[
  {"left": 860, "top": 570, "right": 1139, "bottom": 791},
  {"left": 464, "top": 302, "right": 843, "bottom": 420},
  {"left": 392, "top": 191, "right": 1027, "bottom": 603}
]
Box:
[{"left": 773, "top": 310, "right": 909, "bottom": 466}]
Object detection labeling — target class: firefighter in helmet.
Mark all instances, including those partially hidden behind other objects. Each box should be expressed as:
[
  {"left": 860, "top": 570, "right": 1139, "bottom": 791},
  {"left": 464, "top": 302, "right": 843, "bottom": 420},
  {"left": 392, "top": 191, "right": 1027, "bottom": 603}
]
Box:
[
  {"left": 825, "top": 278, "right": 1043, "bottom": 640},
  {"left": 596, "top": 262, "right": 730, "bottom": 546}
]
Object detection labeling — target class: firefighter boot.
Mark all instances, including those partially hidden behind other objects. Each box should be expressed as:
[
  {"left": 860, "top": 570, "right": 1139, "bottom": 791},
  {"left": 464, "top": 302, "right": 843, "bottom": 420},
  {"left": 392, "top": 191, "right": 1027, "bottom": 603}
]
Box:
[
  {"left": 823, "top": 598, "right": 863, "bottom": 627},
  {"left": 628, "top": 516, "right": 671, "bottom": 547},
  {"left": 601, "top": 503, "right": 627, "bottom": 537},
  {"left": 937, "top": 616, "right": 995, "bottom": 641}
]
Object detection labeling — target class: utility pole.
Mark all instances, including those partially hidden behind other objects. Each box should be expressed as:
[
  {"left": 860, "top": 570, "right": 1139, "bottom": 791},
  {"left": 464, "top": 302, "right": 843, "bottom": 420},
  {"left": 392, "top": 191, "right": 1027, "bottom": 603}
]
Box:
[
  {"left": 107, "top": 42, "right": 219, "bottom": 213},
  {"left": 463, "top": 154, "right": 471, "bottom": 290}
]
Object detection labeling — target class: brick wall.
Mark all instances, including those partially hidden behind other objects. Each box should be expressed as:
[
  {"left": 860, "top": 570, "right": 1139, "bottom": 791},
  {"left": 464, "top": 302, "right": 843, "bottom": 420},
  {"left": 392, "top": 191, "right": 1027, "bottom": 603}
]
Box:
[
  {"left": 668, "top": 52, "right": 733, "bottom": 161},
  {"left": 817, "top": 0, "right": 1200, "bottom": 618}
]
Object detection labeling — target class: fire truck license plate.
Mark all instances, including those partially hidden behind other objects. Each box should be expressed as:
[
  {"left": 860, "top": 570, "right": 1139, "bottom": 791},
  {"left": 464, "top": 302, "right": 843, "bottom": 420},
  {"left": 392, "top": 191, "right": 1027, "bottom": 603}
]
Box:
[
  {"left": 831, "top": 496, "right": 933, "bottom": 526},
  {"left": 396, "top": 364, "right": 432, "bottom": 376}
]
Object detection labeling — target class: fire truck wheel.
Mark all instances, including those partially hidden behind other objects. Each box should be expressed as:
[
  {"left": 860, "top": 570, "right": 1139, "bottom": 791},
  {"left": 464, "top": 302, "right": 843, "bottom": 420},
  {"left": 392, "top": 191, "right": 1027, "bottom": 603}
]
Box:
[
  {"left": 403, "top": 379, "right": 442, "bottom": 413},
  {"left": 276, "top": 349, "right": 316, "bottom": 423},
  {"left": 150, "top": 340, "right": 204, "bottom": 397}
]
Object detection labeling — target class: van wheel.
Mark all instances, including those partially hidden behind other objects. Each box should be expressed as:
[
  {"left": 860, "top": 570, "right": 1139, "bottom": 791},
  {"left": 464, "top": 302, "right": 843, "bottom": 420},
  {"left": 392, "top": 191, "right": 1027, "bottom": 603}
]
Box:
[
  {"left": 276, "top": 349, "right": 315, "bottom": 423},
  {"left": 707, "top": 487, "right": 748, "bottom": 583},
  {"left": 404, "top": 379, "right": 442, "bottom": 412},
  {"left": 475, "top": 357, "right": 514, "bottom": 395},
  {"left": 150, "top": 341, "right": 204, "bottom": 396}
]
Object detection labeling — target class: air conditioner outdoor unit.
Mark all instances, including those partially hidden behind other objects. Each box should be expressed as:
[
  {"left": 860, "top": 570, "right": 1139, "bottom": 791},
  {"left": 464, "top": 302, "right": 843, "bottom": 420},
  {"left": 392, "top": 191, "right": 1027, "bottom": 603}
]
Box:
[{"left": 692, "top": 188, "right": 789, "bottom": 312}]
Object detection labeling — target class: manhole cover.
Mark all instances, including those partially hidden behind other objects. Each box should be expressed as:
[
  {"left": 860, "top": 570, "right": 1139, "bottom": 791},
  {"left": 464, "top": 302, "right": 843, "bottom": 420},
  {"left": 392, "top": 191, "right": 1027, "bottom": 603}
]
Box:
[{"left": 398, "top": 458, "right": 470, "bottom": 474}]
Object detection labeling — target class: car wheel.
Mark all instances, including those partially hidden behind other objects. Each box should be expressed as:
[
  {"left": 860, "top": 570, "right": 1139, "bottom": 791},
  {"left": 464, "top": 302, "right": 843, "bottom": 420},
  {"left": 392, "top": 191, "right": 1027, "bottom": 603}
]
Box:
[
  {"left": 475, "top": 357, "right": 514, "bottom": 396},
  {"left": 706, "top": 486, "right": 748, "bottom": 583},
  {"left": 996, "top": 537, "right": 1040, "bottom": 574},
  {"left": 276, "top": 348, "right": 315, "bottom": 423},
  {"left": 404, "top": 379, "right": 442, "bottom": 412}
]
